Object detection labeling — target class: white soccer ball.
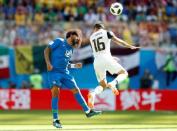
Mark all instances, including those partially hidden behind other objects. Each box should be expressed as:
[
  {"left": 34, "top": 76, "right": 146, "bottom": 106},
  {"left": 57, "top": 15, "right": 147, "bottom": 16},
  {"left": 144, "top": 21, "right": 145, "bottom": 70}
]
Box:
[{"left": 110, "top": 2, "right": 123, "bottom": 16}]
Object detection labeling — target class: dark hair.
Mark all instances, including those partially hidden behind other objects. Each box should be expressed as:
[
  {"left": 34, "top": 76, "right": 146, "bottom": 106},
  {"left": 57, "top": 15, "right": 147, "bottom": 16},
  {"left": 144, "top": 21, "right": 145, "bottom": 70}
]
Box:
[
  {"left": 66, "top": 30, "right": 79, "bottom": 39},
  {"left": 94, "top": 23, "right": 105, "bottom": 29}
]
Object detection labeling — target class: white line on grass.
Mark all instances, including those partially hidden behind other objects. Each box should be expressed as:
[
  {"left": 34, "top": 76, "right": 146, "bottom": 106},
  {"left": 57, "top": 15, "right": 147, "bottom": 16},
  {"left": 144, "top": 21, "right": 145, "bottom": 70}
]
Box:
[{"left": 0, "top": 125, "right": 177, "bottom": 131}]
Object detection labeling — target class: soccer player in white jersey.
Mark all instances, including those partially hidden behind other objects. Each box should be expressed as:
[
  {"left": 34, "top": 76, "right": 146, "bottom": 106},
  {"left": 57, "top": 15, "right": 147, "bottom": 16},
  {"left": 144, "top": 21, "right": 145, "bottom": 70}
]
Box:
[{"left": 88, "top": 23, "right": 140, "bottom": 108}]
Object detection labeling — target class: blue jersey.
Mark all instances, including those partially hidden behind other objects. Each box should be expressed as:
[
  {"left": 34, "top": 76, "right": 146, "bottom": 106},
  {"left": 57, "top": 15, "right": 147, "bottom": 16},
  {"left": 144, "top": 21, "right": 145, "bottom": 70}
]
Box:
[
  {"left": 48, "top": 38, "right": 73, "bottom": 73},
  {"left": 47, "top": 37, "right": 78, "bottom": 89}
]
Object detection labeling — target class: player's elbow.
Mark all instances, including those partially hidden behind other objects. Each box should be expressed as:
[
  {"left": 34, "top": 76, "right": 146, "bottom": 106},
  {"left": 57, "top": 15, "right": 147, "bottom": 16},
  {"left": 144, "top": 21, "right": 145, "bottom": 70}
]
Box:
[
  {"left": 44, "top": 47, "right": 47, "bottom": 54},
  {"left": 44, "top": 47, "right": 50, "bottom": 56}
]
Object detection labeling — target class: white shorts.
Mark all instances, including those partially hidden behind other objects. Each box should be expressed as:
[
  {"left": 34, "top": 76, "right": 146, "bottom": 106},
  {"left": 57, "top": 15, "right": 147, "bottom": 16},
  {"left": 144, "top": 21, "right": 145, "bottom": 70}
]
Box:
[{"left": 94, "top": 55, "right": 126, "bottom": 82}]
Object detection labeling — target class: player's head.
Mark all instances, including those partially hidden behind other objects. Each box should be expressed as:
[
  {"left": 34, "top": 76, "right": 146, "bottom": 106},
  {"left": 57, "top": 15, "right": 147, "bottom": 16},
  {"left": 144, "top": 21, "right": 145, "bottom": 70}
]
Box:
[
  {"left": 66, "top": 29, "right": 82, "bottom": 48},
  {"left": 93, "top": 22, "right": 105, "bottom": 31}
]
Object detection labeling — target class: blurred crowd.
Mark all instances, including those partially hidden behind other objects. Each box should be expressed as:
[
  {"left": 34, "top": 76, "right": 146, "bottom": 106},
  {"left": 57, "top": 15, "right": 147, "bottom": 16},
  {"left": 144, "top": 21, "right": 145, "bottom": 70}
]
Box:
[{"left": 0, "top": 0, "right": 176, "bottom": 48}]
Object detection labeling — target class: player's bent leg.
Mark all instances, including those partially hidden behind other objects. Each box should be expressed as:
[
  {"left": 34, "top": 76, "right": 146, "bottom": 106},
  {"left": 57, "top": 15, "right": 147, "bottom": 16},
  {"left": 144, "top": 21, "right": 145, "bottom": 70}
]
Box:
[
  {"left": 51, "top": 86, "right": 62, "bottom": 128},
  {"left": 51, "top": 86, "right": 59, "bottom": 97},
  {"left": 71, "top": 87, "right": 102, "bottom": 118},
  {"left": 100, "top": 80, "right": 107, "bottom": 88},
  {"left": 108, "top": 70, "right": 128, "bottom": 95},
  {"left": 88, "top": 80, "right": 106, "bottom": 109},
  {"left": 71, "top": 88, "right": 90, "bottom": 112},
  {"left": 117, "top": 70, "right": 128, "bottom": 83}
]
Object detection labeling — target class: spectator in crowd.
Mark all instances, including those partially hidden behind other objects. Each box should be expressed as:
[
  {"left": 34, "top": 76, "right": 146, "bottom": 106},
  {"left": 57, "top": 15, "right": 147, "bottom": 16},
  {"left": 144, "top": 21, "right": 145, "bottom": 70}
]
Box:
[
  {"left": 140, "top": 69, "right": 154, "bottom": 89},
  {"left": 46, "top": 7, "right": 57, "bottom": 22},
  {"left": 158, "top": 23, "right": 171, "bottom": 47},
  {"left": 15, "top": 3, "right": 27, "bottom": 26},
  {"left": 76, "top": 1, "right": 87, "bottom": 21},
  {"left": 29, "top": 69, "right": 43, "bottom": 89},
  {"left": 3, "top": 1, "right": 16, "bottom": 20},
  {"left": 163, "top": 51, "right": 177, "bottom": 86},
  {"left": 135, "top": 11, "right": 146, "bottom": 22},
  {"left": 34, "top": 10, "right": 44, "bottom": 26},
  {"left": 0, "top": 0, "right": 176, "bottom": 48},
  {"left": 97, "top": 7, "right": 107, "bottom": 23},
  {"left": 138, "top": 23, "right": 151, "bottom": 47},
  {"left": 84, "top": 9, "right": 99, "bottom": 25},
  {"left": 63, "top": 3, "right": 78, "bottom": 21},
  {"left": 148, "top": 24, "right": 160, "bottom": 47},
  {"left": 9, "top": 24, "right": 16, "bottom": 47},
  {"left": 122, "top": 24, "right": 133, "bottom": 45}
]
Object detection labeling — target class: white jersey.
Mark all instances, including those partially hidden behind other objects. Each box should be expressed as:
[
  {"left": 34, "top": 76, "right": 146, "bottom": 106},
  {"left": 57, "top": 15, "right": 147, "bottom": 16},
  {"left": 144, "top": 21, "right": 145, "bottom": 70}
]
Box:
[
  {"left": 90, "top": 29, "right": 127, "bottom": 82},
  {"left": 90, "top": 29, "right": 114, "bottom": 58}
]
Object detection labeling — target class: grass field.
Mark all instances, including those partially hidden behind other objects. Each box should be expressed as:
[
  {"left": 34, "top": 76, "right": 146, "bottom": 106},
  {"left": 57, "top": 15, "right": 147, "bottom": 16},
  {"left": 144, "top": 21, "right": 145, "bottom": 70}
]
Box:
[{"left": 0, "top": 110, "right": 177, "bottom": 131}]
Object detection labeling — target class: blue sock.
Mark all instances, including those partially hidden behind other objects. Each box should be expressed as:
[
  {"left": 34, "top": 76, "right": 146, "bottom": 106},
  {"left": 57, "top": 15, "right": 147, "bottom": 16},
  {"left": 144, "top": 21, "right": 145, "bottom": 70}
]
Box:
[
  {"left": 74, "top": 91, "right": 90, "bottom": 112},
  {"left": 52, "top": 97, "right": 58, "bottom": 120}
]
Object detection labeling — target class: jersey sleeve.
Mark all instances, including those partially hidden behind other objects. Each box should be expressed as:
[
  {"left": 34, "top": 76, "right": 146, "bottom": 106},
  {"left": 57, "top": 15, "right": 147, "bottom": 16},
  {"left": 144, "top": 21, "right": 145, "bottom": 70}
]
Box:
[
  {"left": 48, "top": 38, "right": 63, "bottom": 50},
  {"left": 107, "top": 31, "right": 114, "bottom": 39}
]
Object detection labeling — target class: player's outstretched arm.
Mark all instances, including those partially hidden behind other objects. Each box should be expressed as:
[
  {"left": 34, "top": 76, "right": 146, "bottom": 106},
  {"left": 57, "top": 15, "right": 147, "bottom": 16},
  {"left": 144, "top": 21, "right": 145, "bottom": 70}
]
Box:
[
  {"left": 44, "top": 47, "right": 53, "bottom": 71},
  {"left": 112, "top": 35, "right": 140, "bottom": 49}
]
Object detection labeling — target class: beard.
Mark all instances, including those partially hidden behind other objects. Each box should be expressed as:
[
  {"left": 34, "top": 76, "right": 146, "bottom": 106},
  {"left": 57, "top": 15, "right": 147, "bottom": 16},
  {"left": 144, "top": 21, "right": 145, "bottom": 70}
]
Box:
[{"left": 71, "top": 39, "right": 79, "bottom": 48}]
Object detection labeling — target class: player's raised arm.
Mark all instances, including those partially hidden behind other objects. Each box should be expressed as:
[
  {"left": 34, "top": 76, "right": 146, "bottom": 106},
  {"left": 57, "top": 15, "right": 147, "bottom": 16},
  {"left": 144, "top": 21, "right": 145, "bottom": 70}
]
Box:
[
  {"left": 44, "top": 47, "right": 53, "bottom": 71},
  {"left": 111, "top": 32, "right": 140, "bottom": 49}
]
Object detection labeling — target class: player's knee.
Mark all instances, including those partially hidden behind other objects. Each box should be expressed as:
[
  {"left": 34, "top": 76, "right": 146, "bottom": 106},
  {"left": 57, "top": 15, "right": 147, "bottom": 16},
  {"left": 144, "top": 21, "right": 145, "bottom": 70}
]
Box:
[
  {"left": 51, "top": 86, "right": 59, "bottom": 97},
  {"left": 71, "top": 87, "right": 79, "bottom": 94},
  {"left": 99, "top": 80, "right": 107, "bottom": 88}
]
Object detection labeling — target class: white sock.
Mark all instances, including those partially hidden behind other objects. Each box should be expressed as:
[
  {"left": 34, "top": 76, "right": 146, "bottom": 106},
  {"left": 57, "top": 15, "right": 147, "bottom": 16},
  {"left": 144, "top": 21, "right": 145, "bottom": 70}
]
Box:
[
  {"left": 109, "top": 72, "right": 128, "bottom": 87},
  {"left": 94, "top": 86, "right": 104, "bottom": 95},
  {"left": 88, "top": 86, "right": 103, "bottom": 109},
  {"left": 92, "top": 86, "right": 103, "bottom": 100},
  {"left": 90, "top": 86, "right": 103, "bottom": 98}
]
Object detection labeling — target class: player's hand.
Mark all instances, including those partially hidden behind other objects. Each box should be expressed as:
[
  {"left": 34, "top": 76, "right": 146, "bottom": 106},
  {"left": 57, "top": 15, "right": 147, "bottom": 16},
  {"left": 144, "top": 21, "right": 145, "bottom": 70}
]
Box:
[
  {"left": 75, "top": 63, "right": 82, "bottom": 68},
  {"left": 47, "top": 63, "right": 53, "bottom": 71}
]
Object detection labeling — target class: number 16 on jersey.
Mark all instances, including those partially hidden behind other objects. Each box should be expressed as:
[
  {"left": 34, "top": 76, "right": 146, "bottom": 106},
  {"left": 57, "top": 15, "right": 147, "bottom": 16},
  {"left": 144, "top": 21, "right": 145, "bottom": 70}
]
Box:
[{"left": 93, "top": 37, "right": 105, "bottom": 52}]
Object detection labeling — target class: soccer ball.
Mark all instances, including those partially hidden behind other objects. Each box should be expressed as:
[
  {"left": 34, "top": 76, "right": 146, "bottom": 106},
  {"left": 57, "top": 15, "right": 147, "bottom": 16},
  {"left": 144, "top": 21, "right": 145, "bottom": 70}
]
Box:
[{"left": 110, "top": 2, "right": 123, "bottom": 16}]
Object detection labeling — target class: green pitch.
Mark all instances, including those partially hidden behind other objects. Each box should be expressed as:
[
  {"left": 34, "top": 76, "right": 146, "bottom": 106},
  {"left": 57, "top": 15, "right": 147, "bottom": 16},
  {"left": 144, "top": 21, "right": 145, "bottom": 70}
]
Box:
[{"left": 0, "top": 110, "right": 177, "bottom": 131}]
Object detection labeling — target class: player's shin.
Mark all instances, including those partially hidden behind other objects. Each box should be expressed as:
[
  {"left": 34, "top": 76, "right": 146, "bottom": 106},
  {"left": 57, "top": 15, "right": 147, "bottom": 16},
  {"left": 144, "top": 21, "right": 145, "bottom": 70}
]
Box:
[
  {"left": 52, "top": 97, "right": 59, "bottom": 121},
  {"left": 73, "top": 89, "right": 90, "bottom": 113},
  {"left": 108, "top": 72, "right": 128, "bottom": 95},
  {"left": 95, "top": 85, "right": 103, "bottom": 94},
  {"left": 116, "top": 72, "right": 128, "bottom": 83},
  {"left": 88, "top": 86, "right": 103, "bottom": 108},
  {"left": 110, "top": 73, "right": 128, "bottom": 86}
]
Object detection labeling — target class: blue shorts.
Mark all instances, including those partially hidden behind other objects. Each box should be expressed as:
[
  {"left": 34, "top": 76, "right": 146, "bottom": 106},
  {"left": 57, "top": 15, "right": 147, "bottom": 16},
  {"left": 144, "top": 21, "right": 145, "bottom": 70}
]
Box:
[{"left": 48, "top": 71, "right": 78, "bottom": 89}]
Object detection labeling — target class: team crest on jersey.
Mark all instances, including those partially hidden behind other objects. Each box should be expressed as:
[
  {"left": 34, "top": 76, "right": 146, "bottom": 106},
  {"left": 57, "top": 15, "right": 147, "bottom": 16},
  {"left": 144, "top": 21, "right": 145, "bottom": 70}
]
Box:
[{"left": 65, "top": 50, "right": 72, "bottom": 57}]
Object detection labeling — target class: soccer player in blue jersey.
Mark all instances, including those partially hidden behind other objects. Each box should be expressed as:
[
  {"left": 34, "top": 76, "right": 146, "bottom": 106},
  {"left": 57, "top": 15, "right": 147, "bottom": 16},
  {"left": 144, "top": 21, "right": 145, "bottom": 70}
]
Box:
[{"left": 44, "top": 29, "right": 101, "bottom": 128}]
